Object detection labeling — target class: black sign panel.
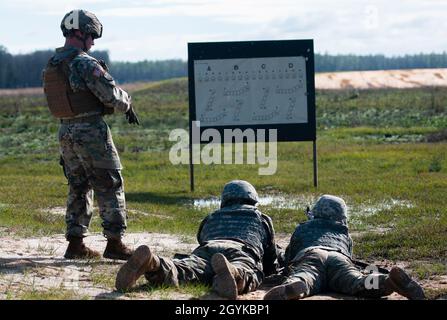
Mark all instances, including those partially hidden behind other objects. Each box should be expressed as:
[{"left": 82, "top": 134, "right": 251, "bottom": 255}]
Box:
[{"left": 188, "top": 40, "right": 316, "bottom": 142}]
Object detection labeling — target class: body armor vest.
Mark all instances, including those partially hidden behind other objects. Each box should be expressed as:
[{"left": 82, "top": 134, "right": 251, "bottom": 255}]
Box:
[
  {"left": 43, "top": 52, "right": 113, "bottom": 118},
  {"left": 198, "top": 207, "right": 268, "bottom": 257},
  {"left": 288, "top": 219, "right": 352, "bottom": 259}
]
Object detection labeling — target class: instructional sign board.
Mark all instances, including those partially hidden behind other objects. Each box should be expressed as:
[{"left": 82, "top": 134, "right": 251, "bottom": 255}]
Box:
[
  {"left": 194, "top": 56, "right": 308, "bottom": 126},
  {"left": 188, "top": 40, "right": 316, "bottom": 142}
]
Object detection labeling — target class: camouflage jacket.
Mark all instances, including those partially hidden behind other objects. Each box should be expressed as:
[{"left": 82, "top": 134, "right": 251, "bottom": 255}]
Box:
[
  {"left": 47, "top": 46, "right": 131, "bottom": 118},
  {"left": 197, "top": 204, "right": 281, "bottom": 276}
]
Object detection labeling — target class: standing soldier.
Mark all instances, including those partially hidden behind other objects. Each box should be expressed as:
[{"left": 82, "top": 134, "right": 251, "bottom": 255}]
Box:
[{"left": 43, "top": 10, "right": 140, "bottom": 260}]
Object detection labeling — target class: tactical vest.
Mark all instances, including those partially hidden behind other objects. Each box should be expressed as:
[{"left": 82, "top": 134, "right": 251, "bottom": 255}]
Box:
[
  {"left": 198, "top": 206, "right": 269, "bottom": 257},
  {"left": 43, "top": 52, "right": 114, "bottom": 118},
  {"left": 288, "top": 219, "right": 352, "bottom": 259}
]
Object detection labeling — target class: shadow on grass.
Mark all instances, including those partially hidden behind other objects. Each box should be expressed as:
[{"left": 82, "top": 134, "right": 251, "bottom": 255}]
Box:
[{"left": 126, "top": 192, "right": 191, "bottom": 205}]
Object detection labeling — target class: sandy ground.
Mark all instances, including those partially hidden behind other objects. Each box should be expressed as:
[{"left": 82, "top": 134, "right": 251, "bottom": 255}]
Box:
[
  {"left": 315, "top": 68, "right": 447, "bottom": 90},
  {"left": 1, "top": 68, "right": 446, "bottom": 96},
  {"left": 1, "top": 230, "right": 445, "bottom": 300}
]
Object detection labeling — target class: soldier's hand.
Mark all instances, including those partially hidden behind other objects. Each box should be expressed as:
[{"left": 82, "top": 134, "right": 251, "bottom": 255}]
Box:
[{"left": 125, "top": 106, "right": 140, "bottom": 125}]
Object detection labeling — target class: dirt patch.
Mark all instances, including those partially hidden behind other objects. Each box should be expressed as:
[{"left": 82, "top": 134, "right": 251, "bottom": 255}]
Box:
[
  {"left": 0, "top": 232, "right": 443, "bottom": 300},
  {"left": 316, "top": 68, "right": 447, "bottom": 90},
  {"left": 425, "top": 129, "right": 447, "bottom": 143}
]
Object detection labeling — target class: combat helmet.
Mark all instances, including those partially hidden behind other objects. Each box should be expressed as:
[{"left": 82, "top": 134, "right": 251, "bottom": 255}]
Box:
[
  {"left": 309, "top": 195, "right": 348, "bottom": 225},
  {"left": 60, "top": 9, "right": 103, "bottom": 39},
  {"left": 220, "top": 180, "right": 259, "bottom": 208}
]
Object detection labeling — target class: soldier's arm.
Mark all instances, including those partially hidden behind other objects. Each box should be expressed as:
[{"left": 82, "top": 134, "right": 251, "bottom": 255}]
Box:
[
  {"left": 73, "top": 57, "right": 131, "bottom": 113},
  {"left": 348, "top": 234, "right": 354, "bottom": 257},
  {"left": 196, "top": 215, "right": 209, "bottom": 244},
  {"left": 261, "top": 214, "right": 281, "bottom": 276}
]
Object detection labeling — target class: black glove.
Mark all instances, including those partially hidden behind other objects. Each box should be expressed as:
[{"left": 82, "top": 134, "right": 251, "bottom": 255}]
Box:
[{"left": 125, "top": 106, "right": 140, "bottom": 125}]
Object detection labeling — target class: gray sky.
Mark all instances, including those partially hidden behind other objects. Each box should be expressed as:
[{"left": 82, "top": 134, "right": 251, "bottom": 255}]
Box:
[{"left": 1, "top": 0, "right": 446, "bottom": 61}]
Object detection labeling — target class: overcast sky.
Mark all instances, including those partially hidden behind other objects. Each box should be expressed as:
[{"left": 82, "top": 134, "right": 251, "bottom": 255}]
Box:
[{"left": 1, "top": 0, "right": 446, "bottom": 61}]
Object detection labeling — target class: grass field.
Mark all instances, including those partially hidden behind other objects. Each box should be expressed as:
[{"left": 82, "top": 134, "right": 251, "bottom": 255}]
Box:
[{"left": 0, "top": 78, "right": 446, "bottom": 299}]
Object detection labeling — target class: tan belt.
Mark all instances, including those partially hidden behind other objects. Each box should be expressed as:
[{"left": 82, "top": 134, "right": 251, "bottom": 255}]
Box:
[{"left": 60, "top": 114, "right": 103, "bottom": 124}]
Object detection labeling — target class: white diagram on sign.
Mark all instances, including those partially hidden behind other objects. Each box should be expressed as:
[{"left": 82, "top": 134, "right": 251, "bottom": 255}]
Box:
[{"left": 194, "top": 56, "right": 308, "bottom": 126}]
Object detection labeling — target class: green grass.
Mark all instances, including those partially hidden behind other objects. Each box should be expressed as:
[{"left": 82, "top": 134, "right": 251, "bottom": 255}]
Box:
[{"left": 0, "top": 79, "right": 446, "bottom": 265}]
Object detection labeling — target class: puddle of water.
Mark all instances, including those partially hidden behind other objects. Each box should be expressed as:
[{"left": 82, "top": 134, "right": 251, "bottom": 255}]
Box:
[
  {"left": 193, "top": 194, "right": 316, "bottom": 211},
  {"left": 353, "top": 199, "right": 414, "bottom": 216},
  {"left": 353, "top": 134, "right": 424, "bottom": 143},
  {"left": 192, "top": 196, "right": 414, "bottom": 217}
]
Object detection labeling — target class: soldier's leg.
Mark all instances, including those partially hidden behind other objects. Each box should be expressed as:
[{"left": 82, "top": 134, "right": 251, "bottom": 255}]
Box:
[
  {"left": 264, "top": 249, "right": 328, "bottom": 300},
  {"left": 211, "top": 244, "right": 264, "bottom": 299},
  {"left": 223, "top": 248, "right": 264, "bottom": 294},
  {"left": 145, "top": 245, "right": 214, "bottom": 286},
  {"left": 89, "top": 168, "right": 127, "bottom": 240},
  {"left": 71, "top": 120, "right": 126, "bottom": 240},
  {"left": 326, "top": 252, "right": 391, "bottom": 298},
  {"left": 60, "top": 131, "right": 94, "bottom": 239},
  {"left": 60, "top": 125, "right": 100, "bottom": 259}
]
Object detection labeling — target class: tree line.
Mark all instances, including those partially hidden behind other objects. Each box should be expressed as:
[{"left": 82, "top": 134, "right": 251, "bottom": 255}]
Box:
[{"left": 1, "top": 45, "right": 447, "bottom": 88}]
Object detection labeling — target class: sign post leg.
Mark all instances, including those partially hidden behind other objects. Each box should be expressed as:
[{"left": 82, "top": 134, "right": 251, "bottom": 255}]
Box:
[
  {"left": 313, "top": 139, "right": 318, "bottom": 188},
  {"left": 189, "top": 125, "right": 195, "bottom": 192}
]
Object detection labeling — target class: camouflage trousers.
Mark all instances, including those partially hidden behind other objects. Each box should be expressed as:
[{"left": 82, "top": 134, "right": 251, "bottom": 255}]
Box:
[
  {"left": 145, "top": 240, "right": 264, "bottom": 293},
  {"left": 58, "top": 118, "right": 127, "bottom": 240},
  {"left": 284, "top": 248, "right": 390, "bottom": 298}
]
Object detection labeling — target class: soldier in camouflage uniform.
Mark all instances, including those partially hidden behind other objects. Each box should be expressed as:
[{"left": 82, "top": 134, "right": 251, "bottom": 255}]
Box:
[
  {"left": 264, "top": 195, "right": 426, "bottom": 300},
  {"left": 115, "top": 180, "right": 282, "bottom": 299},
  {"left": 43, "top": 10, "right": 139, "bottom": 260}
]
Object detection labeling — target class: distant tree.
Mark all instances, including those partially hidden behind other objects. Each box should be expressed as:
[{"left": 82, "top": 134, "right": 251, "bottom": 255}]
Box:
[{"left": 1, "top": 44, "right": 447, "bottom": 88}]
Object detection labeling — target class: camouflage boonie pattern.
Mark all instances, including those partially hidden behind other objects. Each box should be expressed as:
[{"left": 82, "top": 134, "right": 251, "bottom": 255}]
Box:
[
  {"left": 310, "top": 194, "right": 348, "bottom": 225},
  {"left": 145, "top": 240, "right": 264, "bottom": 294},
  {"left": 50, "top": 46, "right": 131, "bottom": 240},
  {"left": 220, "top": 180, "right": 259, "bottom": 208},
  {"left": 283, "top": 248, "right": 390, "bottom": 298}
]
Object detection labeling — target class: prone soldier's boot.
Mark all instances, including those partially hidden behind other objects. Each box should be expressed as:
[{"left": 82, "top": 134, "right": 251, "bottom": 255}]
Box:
[
  {"left": 64, "top": 236, "right": 101, "bottom": 259},
  {"left": 386, "top": 267, "right": 426, "bottom": 300},
  {"left": 263, "top": 280, "right": 308, "bottom": 300},
  {"left": 211, "top": 253, "right": 245, "bottom": 299},
  {"left": 115, "top": 245, "right": 160, "bottom": 291},
  {"left": 103, "top": 238, "right": 134, "bottom": 261}
]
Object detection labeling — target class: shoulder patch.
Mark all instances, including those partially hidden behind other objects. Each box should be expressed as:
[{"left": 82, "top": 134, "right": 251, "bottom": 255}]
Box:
[{"left": 93, "top": 65, "right": 105, "bottom": 78}]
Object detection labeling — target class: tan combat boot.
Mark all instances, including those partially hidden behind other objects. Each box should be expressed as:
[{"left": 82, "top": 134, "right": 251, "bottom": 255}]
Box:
[
  {"left": 64, "top": 236, "right": 101, "bottom": 259},
  {"left": 115, "top": 245, "right": 160, "bottom": 291},
  {"left": 263, "top": 280, "right": 308, "bottom": 300},
  {"left": 103, "top": 238, "right": 134, "bottom": 261},
  {"left": 387, "top": 267, "right": 426, "bottom": 300},
  {"left": 211, "top": 253, "right": 245, "bottom": 299}
]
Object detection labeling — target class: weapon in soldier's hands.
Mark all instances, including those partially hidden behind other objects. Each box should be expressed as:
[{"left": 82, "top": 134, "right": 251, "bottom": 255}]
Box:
[
  {"left": 352, "top": 259, "right": 390, "bottom": 274},
  {"left": 305, "top": 206, "right": 314, "bottom": 220},
  {"left": 125, "top": 106, "right": 140, "bottom": 125}
]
